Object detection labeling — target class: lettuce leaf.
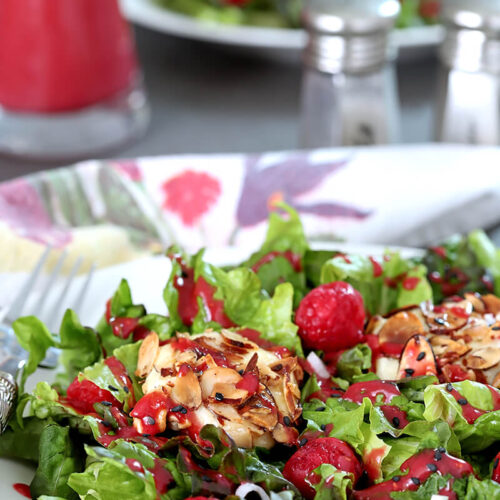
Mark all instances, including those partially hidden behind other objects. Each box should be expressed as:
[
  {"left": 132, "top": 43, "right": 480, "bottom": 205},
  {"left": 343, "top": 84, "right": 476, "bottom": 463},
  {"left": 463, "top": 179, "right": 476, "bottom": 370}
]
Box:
[
  {"left": 244, "top": 204, "right": 308, "bottom": 305},
  {"left": 304, "top": 250, "right": 337, "bottom": 288},
  {"left": 68, "top": 443, "right": 160, "bottom": 500},
  {"left": 320, "top": 252, "right": 432, "bottom": 315},
  {"left": 390, "top": 473, "right": 500, "bottom": 499},
  {"left": 138, "top": 313, "right": 172, "bottom": 340},
  {"left": 81, "top": 360, "right": 128, "bottom": 399},
  {"left": 13, "top": 316, "right": 56, "bottom": 392},
  {"left": 244, "top": 282, "right": 303, "bottom": 356},
  {"left": 381, "top": 421, "right": 460, "bottom": 477},
  {"left": 312, "top": 463, "right": 353, "bottom": 500},
  {"left": 56, "top": 310, "right": 102, "bottom": 390},
  {"left": 303, "top": 392, "right": 461, "bottom": 483},
  {"left": 252, "top": 203, "right": 309, "bottom": 257},
  {"left": 164, "top": 247, "right": 303, "bottom": 355},
  {"left": 0, "top": 416, "right": 48, "bottom": 463},
  {"left": 25, "top": 382, "right": 92, "bottom": 436},
  {"left": 96, "top": 279, "right": 148, "bottom": 354},
  {"left": 336, "top": 344, "right": 373, "bottom": 383},
  {"left": 423, "top": 381, "right": 500, "bottom": 452},
  {"left": 30, "top": 423, "right": 84, "bottom": 499},
  {"left": 211, "top": 266, "right": 265, "bottom": 326},
  {"left": 422, "top": 230, "right": 500, "bottom": 302},
  {"left": 113, "top": 342, "right": 144, "bottom": 403}
]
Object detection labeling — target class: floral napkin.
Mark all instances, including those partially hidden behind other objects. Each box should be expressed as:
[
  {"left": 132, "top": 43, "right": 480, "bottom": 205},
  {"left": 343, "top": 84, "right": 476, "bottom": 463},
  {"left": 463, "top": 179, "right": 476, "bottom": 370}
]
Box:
[{"left": 1, "top": 144, "right": 500, "bottom": 271}]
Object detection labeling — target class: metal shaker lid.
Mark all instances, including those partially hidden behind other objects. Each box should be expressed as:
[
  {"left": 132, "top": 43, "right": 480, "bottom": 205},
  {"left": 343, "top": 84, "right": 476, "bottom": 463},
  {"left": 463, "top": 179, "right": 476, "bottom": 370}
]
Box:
[
  {"left": 441, "top": 0, "right": 500, "bottom": 33},
  {"left": 440, "top": 0, "right": 500, "bottom": 73},
  {"left": 302, "top": 0, "right": 400, "bottom": 35},
  {"left": 302, "top": 0, "right": 400, "bottom": 74}
]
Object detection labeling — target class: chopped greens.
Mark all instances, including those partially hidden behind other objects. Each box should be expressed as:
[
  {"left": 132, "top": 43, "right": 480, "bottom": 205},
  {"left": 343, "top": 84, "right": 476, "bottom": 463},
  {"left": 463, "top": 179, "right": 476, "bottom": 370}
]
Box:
[{"left": 3, "top": 204, "right": 500, "bottom": 499}]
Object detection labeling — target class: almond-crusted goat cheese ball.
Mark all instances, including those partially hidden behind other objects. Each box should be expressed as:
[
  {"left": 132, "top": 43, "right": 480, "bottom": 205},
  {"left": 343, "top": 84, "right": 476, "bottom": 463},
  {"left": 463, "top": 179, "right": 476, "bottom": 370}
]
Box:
[{"left": 132, "top": 329, "right": 303, "bottom": 448}]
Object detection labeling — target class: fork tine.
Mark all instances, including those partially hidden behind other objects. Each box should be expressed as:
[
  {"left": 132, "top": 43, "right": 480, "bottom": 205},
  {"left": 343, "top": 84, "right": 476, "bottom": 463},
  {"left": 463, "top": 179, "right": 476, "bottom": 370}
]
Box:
[
  {"left": 32, "top": 250, "right": 67, "bottom": 320},
  {"left": 72, "top": 263, "right": 95, "bottom": 318},
  {"left": 6, "top": 245, "right": 52, "bottom": 321},
  {"left": 45, "top": 257, "right": 83, "bottom": 332}
]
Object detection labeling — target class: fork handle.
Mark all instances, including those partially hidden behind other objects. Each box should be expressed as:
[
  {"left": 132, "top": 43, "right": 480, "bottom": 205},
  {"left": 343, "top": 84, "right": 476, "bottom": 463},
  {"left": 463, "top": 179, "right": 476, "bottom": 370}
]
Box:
[{"left": 0, "top": 371, "right": 17, "bottom": 434}]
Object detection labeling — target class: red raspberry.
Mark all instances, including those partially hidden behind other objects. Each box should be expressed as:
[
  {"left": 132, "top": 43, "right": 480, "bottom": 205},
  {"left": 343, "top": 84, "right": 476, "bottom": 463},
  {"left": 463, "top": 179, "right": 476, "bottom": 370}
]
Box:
[
  {"left": 295, "top": 282, "right": 365, "bottom": 352},
  {"left": 283, "top": 437, "right": 362, "bottom": 499}
]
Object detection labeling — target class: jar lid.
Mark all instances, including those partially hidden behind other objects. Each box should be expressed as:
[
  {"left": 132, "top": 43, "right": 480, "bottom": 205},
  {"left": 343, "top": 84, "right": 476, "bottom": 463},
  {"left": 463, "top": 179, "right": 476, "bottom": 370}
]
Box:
[
  {"left": 441, "top": 0, "right": 500, "bottom": 33},
  {"left": 302, "top": 0, "right": 400, "bottom": 35}
]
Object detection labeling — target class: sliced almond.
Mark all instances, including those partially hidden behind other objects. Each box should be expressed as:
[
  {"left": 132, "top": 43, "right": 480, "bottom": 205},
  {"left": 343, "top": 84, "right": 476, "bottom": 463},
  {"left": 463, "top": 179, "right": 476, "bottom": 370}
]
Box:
[
  {"left": 457, "top": 323, "right": 493, "bottom": 345},
  {"left": 283, "top": 376, "right": 300, "bottom": 418},
  {"left": 441, "top": 363, "right": 476, "bottom": 383},
  {"left": 425, "top": 309, "right": 468, "bottom": 333},
  {"left": 200, "top": 367, "right": 242, "bottom": 399},
  {"left": 196, "top": 354, "right": 218, "bottom": 371},
  {"left": 272, "top": 422, "right": 298, "bottom": 445},
  {"left": 365, "top": 315, "right": 385, "bottom": 336},
  {"left": 210, "top": 383, "right": 248, "bottom": 403},
  {"left": 253, "top": 431, "right": 274, "bottom": 449},
  {"left": 136, "top": 331, "right": 159, "bottom": 377},
  {"left": 492, "top": 372, "right": 500, "bottom": 388},
  {"left": 174, "top": 350, "right": 197, "bottom": 369},
  {"left": 222, "top": 420, "right": 253, "bottom": 448},
  {"left": 378, "top": 311, "right": 426, "bottom": 345},
  {"left": 429, "top": 336, "right": 471, "bottom": 358},
  {"left": 208, "top": 403, "right": 242, "bottom": 422},
  {"left": 464, "top": 347, "right": 500, "bottom": 370},
  {"left": 482, "top": 294, "right": 500, "bottom": 315},
  {"left": 153, "top": 343, "right": 176, "bottom": 372},
  {"left": 241, "top": 407, "right": 278, "bottom": 430},
  {"left": 220, "top": 330, "right": 258, "bottom": 353},
  {"left": 464, "top": 293, "right": 485, "bottom": 313},
  {"left": 171, "top": 368, "right": 202, "bottom": 408}
]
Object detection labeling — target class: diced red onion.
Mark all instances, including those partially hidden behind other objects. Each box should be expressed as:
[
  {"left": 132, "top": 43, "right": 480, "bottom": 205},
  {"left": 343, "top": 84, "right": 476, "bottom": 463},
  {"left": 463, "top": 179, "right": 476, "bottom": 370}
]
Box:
[
  {"left": 235, "top": 482, "right": 270, "bottom": 500},
  {"left": 307, "top": 351, "right": 330, "bottom": 379}
]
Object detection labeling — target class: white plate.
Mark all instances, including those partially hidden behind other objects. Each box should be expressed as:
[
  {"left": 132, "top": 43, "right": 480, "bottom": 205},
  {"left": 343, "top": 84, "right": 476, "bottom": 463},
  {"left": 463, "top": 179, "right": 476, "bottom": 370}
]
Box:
[
  {"left": 121, "top": 0, "right": 445, "bottom": 55},
  {"left": 0, "top": 242, "right": 422, "bottom": 499}
]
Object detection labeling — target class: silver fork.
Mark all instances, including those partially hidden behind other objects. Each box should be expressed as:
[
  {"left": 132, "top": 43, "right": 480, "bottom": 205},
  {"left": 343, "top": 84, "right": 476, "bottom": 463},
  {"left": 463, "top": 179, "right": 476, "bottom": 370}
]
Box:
[{"left": 0, "top": 246, "right": 95, "bottom": 432}]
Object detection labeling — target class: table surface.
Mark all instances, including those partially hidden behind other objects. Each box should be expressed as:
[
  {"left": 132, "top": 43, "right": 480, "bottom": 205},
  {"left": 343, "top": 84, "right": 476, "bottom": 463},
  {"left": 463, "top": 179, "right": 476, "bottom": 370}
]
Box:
[{"left": 0, "top": 26, "right": 439, "bottom": 182}]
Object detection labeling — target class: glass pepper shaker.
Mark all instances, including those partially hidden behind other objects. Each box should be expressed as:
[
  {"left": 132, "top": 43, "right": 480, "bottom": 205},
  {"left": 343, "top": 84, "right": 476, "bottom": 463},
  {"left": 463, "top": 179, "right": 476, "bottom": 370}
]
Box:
[
  {"left": 437, "top": 0, "right": 500, "bottom": 145},
  {"left": 299, "top": 0, "right": 401, "bottom": 148}
]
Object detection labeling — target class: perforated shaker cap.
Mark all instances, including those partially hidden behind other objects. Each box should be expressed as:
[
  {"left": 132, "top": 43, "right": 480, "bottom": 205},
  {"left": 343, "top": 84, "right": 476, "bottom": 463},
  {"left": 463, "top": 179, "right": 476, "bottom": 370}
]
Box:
[
  {"left": 440, "top": 0, "right": 500, "bottom": 72},
  {"left": 302, "top": 0, "right": 400, "bottom": 35},
  {"left": 441, "top": 0, "right": 500, "bottom": 33},
  {"left": 302, "top": 0, "right": 400, "bottom": 74}
]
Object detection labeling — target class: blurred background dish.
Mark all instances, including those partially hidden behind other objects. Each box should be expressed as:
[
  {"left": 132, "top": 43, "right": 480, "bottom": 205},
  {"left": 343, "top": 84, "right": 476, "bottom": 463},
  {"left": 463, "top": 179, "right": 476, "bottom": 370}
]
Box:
[{"left": 120, "top": 0, "right": 444, "bottom": 57}]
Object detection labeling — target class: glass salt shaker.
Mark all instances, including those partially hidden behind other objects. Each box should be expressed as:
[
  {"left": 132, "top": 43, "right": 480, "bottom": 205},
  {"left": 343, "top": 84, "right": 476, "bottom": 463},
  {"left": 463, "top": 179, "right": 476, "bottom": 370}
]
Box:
[
  {"left": 437, "top": 0, "right": 500, "bottom": 145},
  {"left": 299, "top": 0, "right": 401, "bottom": 148}
]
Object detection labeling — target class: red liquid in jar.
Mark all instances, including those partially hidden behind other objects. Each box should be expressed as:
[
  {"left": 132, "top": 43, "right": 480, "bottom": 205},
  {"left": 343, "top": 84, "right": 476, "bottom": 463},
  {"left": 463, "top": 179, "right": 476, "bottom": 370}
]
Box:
[{"left": 0, "top": 0, "right": 137, "bottom": 112}]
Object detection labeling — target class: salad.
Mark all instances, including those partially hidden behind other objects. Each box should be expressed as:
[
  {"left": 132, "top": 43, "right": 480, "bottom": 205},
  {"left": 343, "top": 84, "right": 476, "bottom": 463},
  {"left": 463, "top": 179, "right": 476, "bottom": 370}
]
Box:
[
  {"left": 2, "top": 204, "right": 500, "bottom": 500},
  {"left": 153, "top": 0, "right": 440, "bottom": 29}
]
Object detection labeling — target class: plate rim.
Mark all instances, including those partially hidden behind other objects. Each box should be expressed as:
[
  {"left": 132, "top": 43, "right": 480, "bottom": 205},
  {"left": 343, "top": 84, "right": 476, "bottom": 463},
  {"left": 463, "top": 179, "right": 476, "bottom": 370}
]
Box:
[{"left": 120, "top": 0, "right": 445, "bottom": 51}]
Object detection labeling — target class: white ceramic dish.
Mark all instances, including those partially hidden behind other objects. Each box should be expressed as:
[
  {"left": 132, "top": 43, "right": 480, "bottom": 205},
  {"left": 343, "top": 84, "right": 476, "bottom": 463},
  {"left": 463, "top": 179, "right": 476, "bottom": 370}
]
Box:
[
  {"left": 0, "top": 242, "right": 422, "bottom": 498},
  {"left": 120, "top": 0, "right": 445, "bottom": 56}
]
